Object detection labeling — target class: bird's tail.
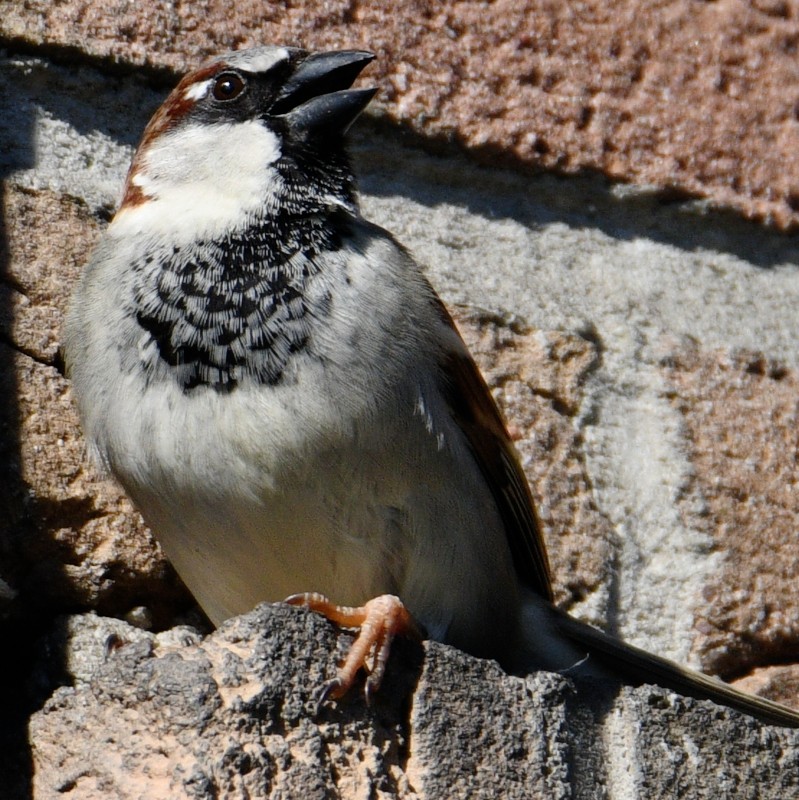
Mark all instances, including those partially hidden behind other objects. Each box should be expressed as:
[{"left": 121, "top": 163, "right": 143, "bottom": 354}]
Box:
[{"left": 516, "top": 591, "right": 799, "bottom": 729}]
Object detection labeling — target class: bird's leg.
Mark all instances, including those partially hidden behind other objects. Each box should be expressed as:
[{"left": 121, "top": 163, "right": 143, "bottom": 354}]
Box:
[{"left": 285, "top": 592, "right": 422, "bottom": 700}]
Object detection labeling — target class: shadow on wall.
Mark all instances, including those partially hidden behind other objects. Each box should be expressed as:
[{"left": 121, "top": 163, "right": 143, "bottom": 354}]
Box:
[
  {"left": 353, "top": 121, "right": 799, "bottom": 272},
  {"left": 0, "top": 71, "right": 36, "bottom": 800}
]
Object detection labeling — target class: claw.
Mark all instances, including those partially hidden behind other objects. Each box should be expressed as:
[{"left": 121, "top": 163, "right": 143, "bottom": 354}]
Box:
[
  {"left": 285, "top": 592, "right": 421, "bottom": 699},
  {"left": 313, "top": 677, "right": 344, "bottom": 715}
]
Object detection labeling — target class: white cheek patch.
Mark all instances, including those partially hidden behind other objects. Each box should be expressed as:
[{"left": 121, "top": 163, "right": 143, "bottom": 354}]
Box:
[
  {"left": 112, "top": 120, "right": 284, "bottom": 240},
  {"left": 144, "top": 119, "right": 283, "bottom": 180}
]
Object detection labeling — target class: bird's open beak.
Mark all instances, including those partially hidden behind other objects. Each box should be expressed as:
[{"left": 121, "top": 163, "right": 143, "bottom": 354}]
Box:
[{"left": 273, "top": 50, "right": 376, "bottom": 137}]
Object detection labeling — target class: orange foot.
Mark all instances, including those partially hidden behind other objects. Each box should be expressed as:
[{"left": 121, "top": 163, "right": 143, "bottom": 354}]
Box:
[{"left": 285, "top": 592, "right": 422, "bottom": 701}]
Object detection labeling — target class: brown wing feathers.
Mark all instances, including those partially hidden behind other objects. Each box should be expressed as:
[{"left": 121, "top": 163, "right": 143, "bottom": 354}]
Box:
[{"left": 434, "top": 301, "right": 554, "bottom": 601}]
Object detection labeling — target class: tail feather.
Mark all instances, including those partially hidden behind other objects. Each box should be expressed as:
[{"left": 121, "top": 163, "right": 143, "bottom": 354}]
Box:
[
  {"left": 551, "top": 606, "right": 799, "bottom": 729},
  {"left": 516, "top": 592, "right": 799, "bottom": 729}
]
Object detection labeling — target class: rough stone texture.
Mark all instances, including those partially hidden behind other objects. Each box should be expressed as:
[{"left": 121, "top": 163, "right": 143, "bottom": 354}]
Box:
[
  {"left": 735, "top": 664, "right": 799, "bottom": 711},
  {"left": 664, "top": 344, "right": 799, "bottom": 694},
  {"left": 607, "top": 683, "right": 799, "bottom": 799},
  {"left": 25, "top": 607, "right": 799, "bottom": 800},
  {"left": 2, "top": 1, "right": 799, "bottom": 227}
]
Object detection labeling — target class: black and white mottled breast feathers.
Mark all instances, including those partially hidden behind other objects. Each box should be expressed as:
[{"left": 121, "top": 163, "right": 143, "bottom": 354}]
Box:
[{"left": 132, "top": 209, "right": 349, "bottom": 392}]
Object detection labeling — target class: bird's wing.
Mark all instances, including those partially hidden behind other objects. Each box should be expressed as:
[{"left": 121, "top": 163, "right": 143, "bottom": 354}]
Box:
[{"left": 433, "top": 299, "right": 554, "bottom": 601}]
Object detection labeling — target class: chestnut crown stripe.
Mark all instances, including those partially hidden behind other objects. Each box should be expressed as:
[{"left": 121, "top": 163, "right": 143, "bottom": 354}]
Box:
[{"left": 121, "top": 63, "right": 223, "bottom": 209}]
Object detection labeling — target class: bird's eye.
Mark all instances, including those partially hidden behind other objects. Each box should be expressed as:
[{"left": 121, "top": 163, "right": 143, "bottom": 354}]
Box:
[{"left": 212, "top": 73, "right": 247, "bottom": 101}]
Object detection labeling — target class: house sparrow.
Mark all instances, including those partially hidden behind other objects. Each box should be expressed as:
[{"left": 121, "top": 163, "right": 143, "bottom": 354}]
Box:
[{"left": 64, "top": 46, "right": 799, "bottom": 726}]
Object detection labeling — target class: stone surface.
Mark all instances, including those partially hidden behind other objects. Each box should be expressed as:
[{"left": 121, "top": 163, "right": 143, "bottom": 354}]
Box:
[
  {"left": 25, "top": 606, "right": 799, "bottom": 800},
  {"left": 735, "top": 664, "right": 799, "bottom": 710},
  {"left": 664, "top": 345, "right": 799, "bottom": 678},
  {"left": 3, "top": 1, "right": 799, "bottom": 226},
  {"left": 607, "top": 684, "right": 799, "bottom": 798}
]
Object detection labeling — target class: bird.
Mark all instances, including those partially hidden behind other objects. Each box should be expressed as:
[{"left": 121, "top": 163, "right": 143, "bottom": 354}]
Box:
[{"left": 64, "top": 45, "right": 799, "bottom": 725}]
